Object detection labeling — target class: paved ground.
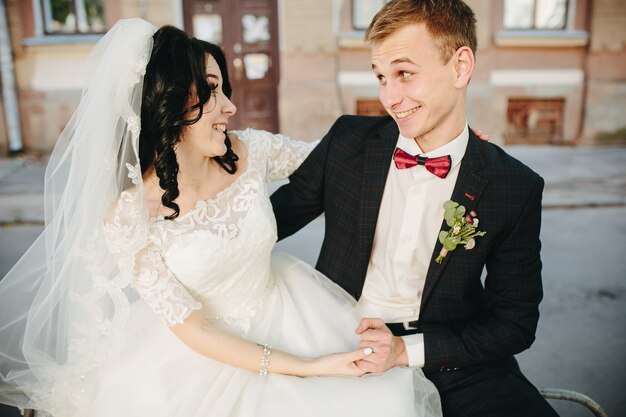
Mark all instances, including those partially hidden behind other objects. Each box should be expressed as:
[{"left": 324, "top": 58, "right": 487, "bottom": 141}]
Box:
[{"left": 1, "top": 145, "right": 625, "bottom": 417}]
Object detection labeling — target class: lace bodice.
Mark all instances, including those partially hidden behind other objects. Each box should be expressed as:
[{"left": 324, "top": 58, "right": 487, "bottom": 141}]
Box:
[{"left": 104, "top": 129, "right": 316, "bottom": 332}]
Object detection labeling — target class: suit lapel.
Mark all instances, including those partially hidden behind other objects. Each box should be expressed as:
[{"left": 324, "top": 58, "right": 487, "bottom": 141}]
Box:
[
  {"left": 420, "top": 130, "right": 489, "bottom": 311},
  {"left": 357, "top": 119, "right": 398, "bottom": 277}
]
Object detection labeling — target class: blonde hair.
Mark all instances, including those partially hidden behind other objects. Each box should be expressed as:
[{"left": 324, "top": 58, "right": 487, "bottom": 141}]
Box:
[{"left": 365, "top": 0, "right": 477, "bottom": 63}]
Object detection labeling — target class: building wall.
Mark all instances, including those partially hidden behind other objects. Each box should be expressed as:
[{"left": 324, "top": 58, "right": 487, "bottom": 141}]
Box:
[
  {"left": 477, "top": 0, "right": 590, "bottom": 145},
  {"left": 583, "top": 0, "right": 626, "bottom": 144},
  {"left": 326, "top": 0, "right": 626, "bottom": 146},
  {"left": 278, "top": 0, "right": 342, "bottom": 141},
  {"left": 15, "top": 43, "right": 94, "bottom": 150},
  {"left": 311, "top": 0, "right": 595, "bottom": 146},
  {"left": 8, "top": 0, "right": 82, "bottom": 151},
  {"left": 5, "top": 0, "right": 182, "bottom": 152},
  {"left": 2, "top": 0, "right": 625, "bottom": 152},
  {"left": 0, "top": 0, "right": 26, "bottom": 153}
]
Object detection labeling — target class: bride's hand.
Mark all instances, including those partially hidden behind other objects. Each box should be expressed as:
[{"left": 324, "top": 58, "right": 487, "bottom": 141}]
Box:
[
  {"left": 310, "top": 348, "right": 369, "bottom": 377},
  {"left": 471, "top": 127, "right": 490, "bottom": 141}
]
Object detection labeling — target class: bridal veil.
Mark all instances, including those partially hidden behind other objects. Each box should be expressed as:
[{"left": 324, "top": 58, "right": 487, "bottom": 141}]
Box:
[{"left": 0, "top": 19, "right": 156, "bottom": 416}]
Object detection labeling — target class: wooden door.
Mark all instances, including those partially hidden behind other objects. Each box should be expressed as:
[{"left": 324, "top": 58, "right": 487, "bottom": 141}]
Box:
[{"left": 183, "top": 0, "right": 280, "bottom": 132}]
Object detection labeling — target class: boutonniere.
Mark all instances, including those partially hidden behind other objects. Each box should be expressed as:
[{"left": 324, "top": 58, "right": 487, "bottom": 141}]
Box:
[{"left": 436, "top": 200, "right": 486, "bottom": 264}]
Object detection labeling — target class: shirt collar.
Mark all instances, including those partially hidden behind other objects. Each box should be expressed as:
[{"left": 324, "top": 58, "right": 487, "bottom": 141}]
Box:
[{"left": 396, "top": 123, "right": 469, "bottom": 170}]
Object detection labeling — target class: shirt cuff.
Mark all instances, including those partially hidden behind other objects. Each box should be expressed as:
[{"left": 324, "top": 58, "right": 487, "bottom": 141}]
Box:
[{"left": 401, "top": 333, "right": 425, "bottom": 368}]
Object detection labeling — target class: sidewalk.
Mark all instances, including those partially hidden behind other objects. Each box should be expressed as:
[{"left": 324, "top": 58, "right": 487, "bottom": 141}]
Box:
[
  {"left": 0, "top": 156, "right": 45, "bottom": 224},
  {"left": 1, "top": 145, "right": 625, "bottom": 225},
  {"left": 507, "top": 146, "right": 626, "bottom": 209}
]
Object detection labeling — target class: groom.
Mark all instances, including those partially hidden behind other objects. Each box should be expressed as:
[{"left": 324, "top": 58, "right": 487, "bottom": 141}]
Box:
[{"left": 271, "top": 0, "right": 557, "bottom": 416}]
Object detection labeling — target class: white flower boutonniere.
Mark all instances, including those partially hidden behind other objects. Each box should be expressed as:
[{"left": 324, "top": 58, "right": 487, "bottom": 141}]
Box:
[{"left": 436, "top": 200, "right": 486, "bottom": 264}]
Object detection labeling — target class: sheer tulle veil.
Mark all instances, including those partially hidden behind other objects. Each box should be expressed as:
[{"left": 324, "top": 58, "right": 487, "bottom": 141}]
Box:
[{"left": 0, "top": 19, "right": 156, "bottom": 415}]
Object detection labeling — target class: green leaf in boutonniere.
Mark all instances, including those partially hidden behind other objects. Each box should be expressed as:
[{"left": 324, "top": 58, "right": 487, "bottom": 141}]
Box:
[{"left": 435, "top": 200, "right": 486, "bottom": 264}]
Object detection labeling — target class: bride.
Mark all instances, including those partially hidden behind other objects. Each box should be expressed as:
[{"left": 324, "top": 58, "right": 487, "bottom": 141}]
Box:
[{"left": 0, "top": 19, "right": 441, "bottom": 417}]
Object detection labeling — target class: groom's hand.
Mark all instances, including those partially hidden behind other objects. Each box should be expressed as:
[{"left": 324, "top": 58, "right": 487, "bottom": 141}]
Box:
[{"left": 354, "top": 318, "right": 409, "bottom": 373}]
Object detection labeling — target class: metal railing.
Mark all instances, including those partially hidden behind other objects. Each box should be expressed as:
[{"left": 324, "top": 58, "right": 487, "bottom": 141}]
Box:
[{"left": 539, "top": 387, "right": 609, "bottom": 417}]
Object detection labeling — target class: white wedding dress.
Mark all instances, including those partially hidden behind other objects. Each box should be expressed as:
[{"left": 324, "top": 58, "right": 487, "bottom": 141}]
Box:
[{"left": 73, "top": 128, "right": 441, "bottom": 417}]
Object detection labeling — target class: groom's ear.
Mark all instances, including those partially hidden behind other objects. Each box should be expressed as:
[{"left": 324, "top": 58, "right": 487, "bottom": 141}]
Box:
[{"left": 453, "top": 46, "right": 474, "bottom": 89}]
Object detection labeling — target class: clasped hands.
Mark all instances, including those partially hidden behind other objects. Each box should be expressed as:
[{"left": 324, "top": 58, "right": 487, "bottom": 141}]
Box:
[
  {"left": 354, "top": 318, "right": 408, "bottom": 373},
  {"left": 312, "top": 318, "right": 408, "bottom": 377}
]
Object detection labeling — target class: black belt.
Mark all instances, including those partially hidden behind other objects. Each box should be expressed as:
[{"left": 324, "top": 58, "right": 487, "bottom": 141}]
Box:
[{"left": 385, "top": 320, "right": 422, "bottom": 336}]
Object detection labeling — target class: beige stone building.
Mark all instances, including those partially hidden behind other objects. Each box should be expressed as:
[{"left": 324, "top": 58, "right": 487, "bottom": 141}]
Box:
[{"left": 1, "top": 0, "right": 625, "bottom": 153}]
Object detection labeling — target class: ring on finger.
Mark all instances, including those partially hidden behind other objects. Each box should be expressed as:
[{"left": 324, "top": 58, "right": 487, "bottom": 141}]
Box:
[{"left": 363, "top": 347, "right": 374, "bottom": 356}]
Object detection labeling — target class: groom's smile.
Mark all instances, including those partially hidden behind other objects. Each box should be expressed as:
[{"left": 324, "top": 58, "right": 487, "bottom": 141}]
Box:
[{"left": 394, "top": 106, "right": 421, "bottom": 119}]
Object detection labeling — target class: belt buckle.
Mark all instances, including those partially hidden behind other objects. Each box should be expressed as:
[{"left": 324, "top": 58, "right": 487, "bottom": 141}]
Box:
[{"left": 403, "top": 321, "right": 418, "bottom": 331}]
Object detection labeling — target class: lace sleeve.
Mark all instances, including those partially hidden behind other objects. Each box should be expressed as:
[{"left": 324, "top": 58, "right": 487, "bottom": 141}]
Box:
[
  {"left": 103, "top": 191, "right": 202, "bottom": 326},
  {"left": 237, "top": 128, "right": 319, "bottom": 182},
  {"left": 129, "top": 243, "right": 202, "bottom": 326}
]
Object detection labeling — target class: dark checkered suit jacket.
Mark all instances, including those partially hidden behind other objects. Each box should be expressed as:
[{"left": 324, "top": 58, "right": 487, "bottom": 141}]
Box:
[{"left": 271, "top": 115, "right": 545, "bottom": 372}]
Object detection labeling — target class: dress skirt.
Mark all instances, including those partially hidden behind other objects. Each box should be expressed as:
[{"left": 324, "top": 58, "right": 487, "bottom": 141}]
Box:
[{"left": 71, "top": 252, "right": 441, "bottom": 417}]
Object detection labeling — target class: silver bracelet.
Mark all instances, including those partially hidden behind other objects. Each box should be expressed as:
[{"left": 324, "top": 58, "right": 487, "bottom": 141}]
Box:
[{"left": 257, "top": 343, "right": 272, "bottom": 376}]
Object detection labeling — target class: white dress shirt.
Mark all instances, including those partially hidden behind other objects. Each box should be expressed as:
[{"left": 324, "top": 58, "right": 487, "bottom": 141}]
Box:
[{"left": 356, "top": 124, "right": 469, "bottom": 367}]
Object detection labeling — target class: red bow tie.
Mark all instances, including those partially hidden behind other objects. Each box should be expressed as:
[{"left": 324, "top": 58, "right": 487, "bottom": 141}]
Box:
[{"left": 393, "top": 147, "right": 452, "bottom": 179}]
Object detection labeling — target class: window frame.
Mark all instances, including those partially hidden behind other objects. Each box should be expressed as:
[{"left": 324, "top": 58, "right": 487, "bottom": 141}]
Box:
[
  {"left": 39, "top": 0, "right": 106, "bottom": 36},
  {"left": 351, "top": 0, "right": 388, "bottom": 31},
  {"left": 495, "top": 0, "right": 588, "bottom": 47},
  {"left": 503, "top": 0, "right": 570, "bottom": 31}
]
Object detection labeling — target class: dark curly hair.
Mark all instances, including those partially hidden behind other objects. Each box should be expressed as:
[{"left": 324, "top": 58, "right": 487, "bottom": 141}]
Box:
[{"left": 139, "top": 26, "right": 238, "bottom": 220}]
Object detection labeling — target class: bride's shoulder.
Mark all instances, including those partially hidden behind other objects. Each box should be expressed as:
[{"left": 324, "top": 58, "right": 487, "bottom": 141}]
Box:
[
  {"left": 229, "top": 128, "right": 278, "bottom": 160},
  {"left": 229, "top": 128, "right": 276, "bottom": 146}
]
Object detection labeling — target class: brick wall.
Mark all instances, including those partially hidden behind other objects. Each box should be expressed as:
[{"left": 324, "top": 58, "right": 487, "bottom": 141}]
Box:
[
  {"left": 591, "top": 0, "right": 626, "bottom": 52},
  {"left": 278, "top": 0, "right": 342, "bottom": 140},
  {"left": 583, "top": 0, "right": 626, "bottom": 143}
]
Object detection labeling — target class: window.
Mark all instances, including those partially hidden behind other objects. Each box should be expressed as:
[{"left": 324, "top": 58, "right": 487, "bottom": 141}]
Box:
[
  {"left": 352, "top": 0, "right": 388, "bottom": 31},
  {"left": 41, "top": 0, "right": 106, "bottom": 34},
  {"left": 192, "top": 14, "right": 223, "bottom": 45},
  {"left": 503, "top": 0, "right": 568, "bottom": 30},
  {"left": 505, "top": 98, "right": 565, "bottom": 144}
]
